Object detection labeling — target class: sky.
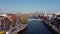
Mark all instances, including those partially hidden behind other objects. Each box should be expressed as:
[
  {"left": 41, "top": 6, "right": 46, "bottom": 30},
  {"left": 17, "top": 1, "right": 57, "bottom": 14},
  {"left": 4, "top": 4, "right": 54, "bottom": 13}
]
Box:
[{"left": 0, "top": 0, "right": 60, "bottom": 14}]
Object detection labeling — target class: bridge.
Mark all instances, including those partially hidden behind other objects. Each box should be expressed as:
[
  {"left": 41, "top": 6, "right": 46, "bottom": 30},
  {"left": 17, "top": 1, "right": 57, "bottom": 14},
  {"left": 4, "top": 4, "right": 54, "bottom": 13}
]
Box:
[{"left": 27, "top": 19, "right": 43, "bottom": 21}]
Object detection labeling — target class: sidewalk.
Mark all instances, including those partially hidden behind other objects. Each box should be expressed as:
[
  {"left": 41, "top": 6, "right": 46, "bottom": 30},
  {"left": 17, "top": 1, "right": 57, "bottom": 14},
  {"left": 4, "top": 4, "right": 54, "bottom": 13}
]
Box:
[
  {"left": 11, "top": 24, "right": 27, "bottom": 34},
  {"left": 6, "top": 24, "right": 27, "bottom": 34}
]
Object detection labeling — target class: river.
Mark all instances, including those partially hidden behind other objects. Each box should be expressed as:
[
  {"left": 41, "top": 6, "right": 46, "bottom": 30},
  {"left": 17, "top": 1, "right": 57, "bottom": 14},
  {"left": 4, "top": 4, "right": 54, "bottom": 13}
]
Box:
[{"left": 18, "top": 16, "right": 53, "bottom": 34}]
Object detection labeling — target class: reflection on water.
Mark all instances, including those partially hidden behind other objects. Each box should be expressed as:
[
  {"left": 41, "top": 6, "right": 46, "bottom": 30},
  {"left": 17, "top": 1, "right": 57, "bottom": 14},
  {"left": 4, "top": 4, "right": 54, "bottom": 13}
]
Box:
[{"left": 18, "top": 20, "right": 53, "bottom": 34}]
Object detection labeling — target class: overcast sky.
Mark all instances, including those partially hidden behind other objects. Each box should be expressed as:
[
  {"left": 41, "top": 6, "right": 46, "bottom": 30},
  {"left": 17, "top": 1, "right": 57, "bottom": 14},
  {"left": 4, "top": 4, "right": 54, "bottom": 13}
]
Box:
[{"left": 0, "top": 0, "right": 60, "bottom": 13}]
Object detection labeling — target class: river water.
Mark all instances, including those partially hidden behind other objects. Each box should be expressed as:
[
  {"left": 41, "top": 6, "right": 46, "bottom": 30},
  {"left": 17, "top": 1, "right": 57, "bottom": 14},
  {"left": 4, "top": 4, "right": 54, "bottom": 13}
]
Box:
[{"left": 18, "top": 16, "right": 53, "bottom": 34}]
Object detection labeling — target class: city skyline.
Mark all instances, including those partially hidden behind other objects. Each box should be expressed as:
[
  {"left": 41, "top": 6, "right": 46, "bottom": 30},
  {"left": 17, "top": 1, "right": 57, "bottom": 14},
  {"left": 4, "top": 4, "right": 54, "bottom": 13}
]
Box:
[{"left": 0, "top": 0, "right": 60, "bottom": 13}]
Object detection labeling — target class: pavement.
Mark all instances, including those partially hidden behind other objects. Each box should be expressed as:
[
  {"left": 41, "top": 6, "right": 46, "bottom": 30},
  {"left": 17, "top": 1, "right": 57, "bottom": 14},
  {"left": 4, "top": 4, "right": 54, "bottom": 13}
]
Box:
[{"left": 11, "top": 24, "right": 27, "bottom": 34}]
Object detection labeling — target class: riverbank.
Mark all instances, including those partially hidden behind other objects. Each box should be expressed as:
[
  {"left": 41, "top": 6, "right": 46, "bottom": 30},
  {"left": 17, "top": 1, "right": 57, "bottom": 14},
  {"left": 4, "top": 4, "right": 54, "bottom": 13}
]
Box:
[
  {"left": 11, "top": 24, "right": 27, "bottom": 34},
  {"left": 33, "top": 17, "right": 59, "bottom": 34},
  {"left": 41, "top": 21, "right": 59, "bottom": 34}
]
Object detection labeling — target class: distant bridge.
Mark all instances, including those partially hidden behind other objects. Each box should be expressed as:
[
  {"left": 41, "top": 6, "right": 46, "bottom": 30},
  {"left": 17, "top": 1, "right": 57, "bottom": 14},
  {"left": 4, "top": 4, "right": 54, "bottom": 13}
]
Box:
[{"left": 27, "top": 19, "right": 43, "bottom": 21}]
